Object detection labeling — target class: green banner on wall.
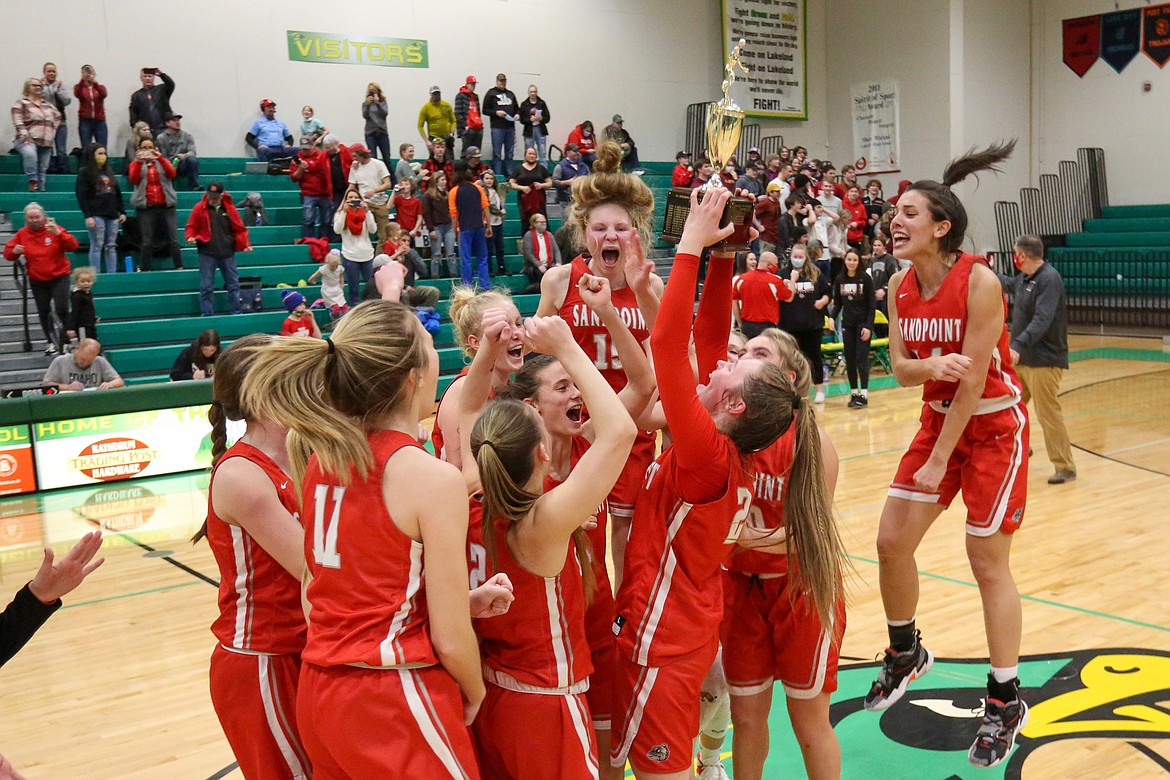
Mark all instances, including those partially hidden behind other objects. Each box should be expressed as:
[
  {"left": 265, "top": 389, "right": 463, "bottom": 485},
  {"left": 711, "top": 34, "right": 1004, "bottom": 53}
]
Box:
[{"left": 287, "top": 30, "right": 428, "bottom": 68}]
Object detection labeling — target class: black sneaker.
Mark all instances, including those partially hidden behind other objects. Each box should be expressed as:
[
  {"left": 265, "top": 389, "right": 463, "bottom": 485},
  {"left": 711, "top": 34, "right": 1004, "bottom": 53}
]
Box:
[
  {"left": 857, "top": 395, "right": 868, "bottom": 407},
  {"left": 863, "top": 631, "right": 934, "bottom": 711},
  {"left": 968, "top": 695, "right": 1029, "bottom": 767},
  {"left": 847, "top": 393, "right": 861, "bottom": 408}
]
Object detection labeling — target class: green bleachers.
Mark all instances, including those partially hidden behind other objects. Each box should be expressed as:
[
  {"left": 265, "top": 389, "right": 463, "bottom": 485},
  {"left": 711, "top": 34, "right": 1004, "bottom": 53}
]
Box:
[{"left": 1065, "top": 231, "right": 1170, "bottom": 248}]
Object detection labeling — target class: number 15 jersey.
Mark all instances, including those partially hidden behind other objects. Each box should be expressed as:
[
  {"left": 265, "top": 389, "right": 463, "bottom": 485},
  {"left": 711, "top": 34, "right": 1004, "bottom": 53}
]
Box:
[{"left": 301, "top": 430, "right": 439, "bottom": 669}]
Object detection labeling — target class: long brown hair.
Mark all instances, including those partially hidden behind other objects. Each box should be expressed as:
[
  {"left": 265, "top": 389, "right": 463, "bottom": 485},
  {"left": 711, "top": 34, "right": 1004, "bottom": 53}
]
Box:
[
  {"left": 568, "top": 141, "right": 655, "bottom": 251},
  {"left": 907, "top": 140, "right": 1015, "bottom": 255},
  {"left": 241, "top": 300, "right": 431, "bottom": 488},
  {"left": 191, "top": 334, "right": 274, "bottom": 544},
  {"left": 471, "top": 398, "right": 597, "bottom": 603}
]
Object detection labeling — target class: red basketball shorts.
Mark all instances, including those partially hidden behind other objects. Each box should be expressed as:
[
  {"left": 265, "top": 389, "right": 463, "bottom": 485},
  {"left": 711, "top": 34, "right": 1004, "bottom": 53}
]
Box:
[
  {"left": 209, "top": 645, "right": 310, "bottom": 780},
  {"left": 472, "top": 683, "right": 598, "bottom": 779},
  {"left": 889, "top": 403, "right": 1029, "bottom": 536},
  {"left": 296, "top": 663, "right": 479, "bottom": 779},
  {"left": 720, "top": 570, "right": 845, "bottom": 699},
  {"left": 610, "top": 637, "right": 719, "bottom": 774},
  {"left": 585, "top": 582, "right": 617, "bottom": 731}
]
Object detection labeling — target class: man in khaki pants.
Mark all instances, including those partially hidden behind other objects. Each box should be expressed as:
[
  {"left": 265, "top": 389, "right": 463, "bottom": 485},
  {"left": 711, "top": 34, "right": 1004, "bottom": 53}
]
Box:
[{"left": 997, "top": 235, "right": 1076, "bottom": 484}]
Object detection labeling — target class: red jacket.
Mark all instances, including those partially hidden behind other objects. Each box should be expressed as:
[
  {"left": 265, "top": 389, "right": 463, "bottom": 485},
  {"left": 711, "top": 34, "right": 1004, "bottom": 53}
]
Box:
[
  {"left": 184, "top": 192, "right": 251, "bottom": 251},
  {"left": 566, "top": 124, "right": 596, "bottom": 155},
  {"left": 672, "top": 163, "right": 694, "bottom": 188},
  {"left": 290, "top": 149, "right": 332, "bottom": 198},
  {"left": 3, "top": 226, "right": 77, "bottom": 281},
  {"left": 73, "top": 81, "right": 107, "bottom": 121},
  {"left": 843, "top": 197, "right": 868, "bottom": 244}
]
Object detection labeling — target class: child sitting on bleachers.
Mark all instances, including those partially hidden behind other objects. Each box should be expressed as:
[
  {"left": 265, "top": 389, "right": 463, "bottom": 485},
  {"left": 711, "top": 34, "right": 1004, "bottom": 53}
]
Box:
[
  {"left": 66, "top": 267, "right": 98, "bottom": 344},
  {"left": 279, "top": 291, "right": 321, "bottom": 338},
  {"left": 240, "top": 192, "right": 268, "bottom": 227},
  {"left": 381, "top": 221, "right": 428, "bottom": 283},
  {"left": 307, "top": 249, "right": 347, "bottom": 318}
]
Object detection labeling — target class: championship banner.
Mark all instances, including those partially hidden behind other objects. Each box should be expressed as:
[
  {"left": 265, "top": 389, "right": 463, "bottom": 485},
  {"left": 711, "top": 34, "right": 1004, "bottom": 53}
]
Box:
[
  {"left": 1143, "top": 4, "right": 1170, "bottom": 67},
  {"left": 1063, "top": 15, "right": 1101, "bottom": 77},
  {"left": 0, "top": 424, "right": 36, "bottom": 496},
  {"left": 32, "top": 406, "right": 213, "bottom": 491},
  {"left": 1101, "top": 9, "right": 1142, "bottom": 73},
  {"left": 850, "top": 80, "right": 900, "bottom": 175},
  {"left": 287, "top": 30, "right": 428, "bottom": 68},
  {"left": 721, "top": 0, "right": 807, "bottom": 119}
]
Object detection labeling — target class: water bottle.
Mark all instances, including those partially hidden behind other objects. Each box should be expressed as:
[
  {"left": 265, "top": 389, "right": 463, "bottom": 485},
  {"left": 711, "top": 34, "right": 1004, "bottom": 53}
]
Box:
[
  {"left": 255, "top": 214, "right": 263, "bottom": 227},
  {"left": 823, "top": 365, "right": 829, "bottom": 384},
  {"left": 124, "top": 255, "right": 134, "bottom": 273}
]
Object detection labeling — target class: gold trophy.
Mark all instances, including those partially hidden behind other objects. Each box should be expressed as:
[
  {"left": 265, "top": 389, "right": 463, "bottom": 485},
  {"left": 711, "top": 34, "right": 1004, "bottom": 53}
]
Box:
[{"left": 662, "top": 39, "right": 755, "bottom": 251}]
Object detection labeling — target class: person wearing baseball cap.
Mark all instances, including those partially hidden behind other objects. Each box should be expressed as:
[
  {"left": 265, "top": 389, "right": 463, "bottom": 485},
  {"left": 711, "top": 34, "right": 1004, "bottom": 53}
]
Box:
[
  {"left": 455, "top": 74, "right": 483, "bottom": 156},
  {"left": 604, "top": 114, "right": 643, "bottom": 174},
  {"left": 672, "top": 150, "right": 694, "bottom": 188},
  {"left": 483, "top": 73, "right": 518, "bottom": 174},
  {"left": 551, "top": 142, "right": 589, "bottom": 205},
  {"left": 346, "top": 142, "right": 393, "bottom": 246},
  {"left": 462, "top": 145, "right": 489, "bottom": 177},
  {"left": 156, "top": 113, "right": 200, "bottom": 190},
  {"left": 184, "top": 181, "right": 252, "bottom": 317},
  {"left": 246, "top": 100, "right": 294, "bottom": 161},
  {"left": 418, "top": 84, "right": 456, "bottom": 161}
]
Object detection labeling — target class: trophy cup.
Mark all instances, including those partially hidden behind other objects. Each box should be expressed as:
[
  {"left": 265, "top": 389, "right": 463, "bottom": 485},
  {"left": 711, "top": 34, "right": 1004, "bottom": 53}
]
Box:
[{"left": 662, "top": 39, "right": 755, "bottom": 252}]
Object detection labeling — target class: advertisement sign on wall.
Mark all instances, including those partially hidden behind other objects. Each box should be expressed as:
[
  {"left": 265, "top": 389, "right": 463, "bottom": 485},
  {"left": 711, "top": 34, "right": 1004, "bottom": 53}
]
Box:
[
  {"left": 0, "top": 424, "right": 36, "bottom": 496},
  {"left": 32, "top": 406, "right": 213, "bottom": 491}
]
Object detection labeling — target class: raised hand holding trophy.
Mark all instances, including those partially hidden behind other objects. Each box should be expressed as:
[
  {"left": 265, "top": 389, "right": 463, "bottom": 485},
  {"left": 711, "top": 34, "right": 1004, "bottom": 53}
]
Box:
[{"left": 662, "top": 39, "right": 755, "bottom": 251}]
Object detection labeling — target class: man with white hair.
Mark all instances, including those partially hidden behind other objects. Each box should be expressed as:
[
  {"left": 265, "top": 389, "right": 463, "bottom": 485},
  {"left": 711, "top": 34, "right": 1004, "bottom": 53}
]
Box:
[
  {"left": 3, "top": 203, "right": 77, "bottom": 355},
  {"left": 43, "top": 339, "right": 123, "bottom": 390}
]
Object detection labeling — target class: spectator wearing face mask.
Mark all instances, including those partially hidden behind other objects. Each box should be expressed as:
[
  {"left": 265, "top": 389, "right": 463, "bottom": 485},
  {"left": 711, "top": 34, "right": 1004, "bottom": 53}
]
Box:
[{"left": 566, "top": 120, "right": 597, "bottom": 168}]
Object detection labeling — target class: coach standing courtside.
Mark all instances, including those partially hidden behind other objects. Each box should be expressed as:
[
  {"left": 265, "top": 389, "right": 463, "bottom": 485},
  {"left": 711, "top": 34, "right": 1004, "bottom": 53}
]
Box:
[{"left": 997, "top": 235, "right": 1076, "bottom": 484}]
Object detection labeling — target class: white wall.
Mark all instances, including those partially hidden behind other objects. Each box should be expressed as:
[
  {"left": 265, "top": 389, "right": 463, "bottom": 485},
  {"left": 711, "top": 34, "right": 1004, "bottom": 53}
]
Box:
[
  {"left": 2, "top": 0, "right": 723, "bottom": 162},
  {"left": 1032, "top": 0, "right": 1167, "bottom": 206}
]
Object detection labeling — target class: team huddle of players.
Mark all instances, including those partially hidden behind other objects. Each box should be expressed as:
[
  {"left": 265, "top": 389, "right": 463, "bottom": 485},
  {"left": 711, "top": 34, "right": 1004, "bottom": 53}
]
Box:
[{"left": 196, "top": 140, "right": 1030, "bottom": 779}]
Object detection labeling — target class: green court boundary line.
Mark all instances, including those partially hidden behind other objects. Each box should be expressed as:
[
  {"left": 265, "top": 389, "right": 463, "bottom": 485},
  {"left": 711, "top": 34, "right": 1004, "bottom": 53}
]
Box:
[
  {"left": 61, "top": 580, "right": 200, "bottom": 609},
  {"left": 849, "top": 554, "right": 1170, "bottom": 634},
  {"left": 1068, "top": 346, "right": 1170, "bottom": 363}
]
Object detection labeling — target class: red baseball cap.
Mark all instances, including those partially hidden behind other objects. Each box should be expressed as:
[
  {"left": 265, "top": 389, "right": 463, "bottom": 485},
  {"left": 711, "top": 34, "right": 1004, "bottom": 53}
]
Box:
[
  {"left": 349, "top": 142, "right": 371, "bottom": 156},
  {"left": 466, "top": 75, "right": 477, "bottom": 83},
  {"left": 260, "top": 99, "right": 276, "bottom": 109}
]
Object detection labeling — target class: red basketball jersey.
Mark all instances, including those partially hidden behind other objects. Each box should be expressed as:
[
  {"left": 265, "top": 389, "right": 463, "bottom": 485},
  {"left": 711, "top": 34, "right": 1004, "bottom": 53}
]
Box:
[
  {"left": 207, "top": 441, "right": 307, "bottom": 655},
  {"left": 559, "top": 255, "right": 650, "bottom": 393},
  {"left": 613, "top": 441, "right": 753, "bottom": 666},
  {"left": 895, "top": 254, "right": 1021, "bottom": 405},
  {"left": 725, "top": 423, "right": 797, "bottom": 576},
  {"left": 733, "top": 269, "right": 793, "bottom": 322},
  {"left": 301, "top": 430, "right": 438, "bottom": 668},
  {"left": 542, "top": 436, "right": 610, "bottom": 595},
  {"left": 431, "top": 366, "right": 470, "bottom": 463},
  {"left": 467, "top": 496, "right": 488, "bottom": 590},
  {"left": 475, "top": 515, "right": 593, "bottom": 690}
]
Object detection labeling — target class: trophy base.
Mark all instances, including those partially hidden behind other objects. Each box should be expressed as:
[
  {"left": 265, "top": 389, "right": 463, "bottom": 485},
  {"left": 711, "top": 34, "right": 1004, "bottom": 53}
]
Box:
[{"left": 660, "top": 187, "right": 755, "bottom": 252}]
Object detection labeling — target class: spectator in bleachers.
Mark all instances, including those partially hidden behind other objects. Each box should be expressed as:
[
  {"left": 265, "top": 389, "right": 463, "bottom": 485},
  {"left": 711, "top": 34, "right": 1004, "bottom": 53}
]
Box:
[
  {"left": 299, "top": 105, "right": 326, "bottom": 146},
  {"left": 417, "top": 85, "right": 456, "bottom": 161},
  {"left": 553, "top": 144, "right": 590, "bottom": 205},
  {"left": 735, "top": 163, "right": 765, "bottom": 199},
  {"left": 521, "top": 213, "right": 561, "bottom": 294},
  {"left": 690, "top": 157, "right": 714, "bottom": 189},
  {"left": 4, "top": 203, "right": 76, "bottom": 354},
  {"left": 566, "top": 120, "right": 597, "bottom": 167},
  {"left": 169, "top": 329, "right": 221, "bottom": 381},
  {"left": 11, "top": 77, "right": 59, "bottom": 192},
  {"left": 863, "top": 178, "right": 886, "bottom": 237},
  {"left": 308, "top": 249, "right": 347, "bottom": 318},
  {"left": 380, "top": 221, "right": 428, "bottom": 284},
  {"left": 395, "top": 142, "right": 419, "bottom": 187},
  {"left": 156, "top": 114, "right": 200, "bottom": 190},
  {"left": 66, "top": 267, "right": 98, "bottom": 343},
  {"left": 509, "top": 146, "right": 551, "bottom": 230},
  {"left": 278, "top": 291, "right": 320, "bottom": 338},
  {"left": 764, "top": 154, "right": 781, "bottom": 181},
  {"left": 449, "top": 161, "right": 492, "bottom": 289},
  {"left": 41, "top": 63, "right": 71, "bottom": 174},
  {"left": 419, "top": 141, "right": 454, "bottom": 194},
  {"left": 392, "top": 177, "right": 424, "bottom": 247},
  {"left": 777, "top": 194, "right": 807, "bottom": 254},
  {"left": 719, "top": 160, "right": 739, "bottom": 188},
  {"left": 779, "top": 242, "right": 830, "bottom": 403},
  {"left": 362, "top": 83, "right": 391, "bottom": 164},
  {"left": 745, "top": 145, "right": 762, "bottom": 170},
  {"left": 480, "top": 170, "right": 507, "bottom": 276},
  {"left": 74, "top": 65, "right": 108, "bottom": 149},
  {"left": 791, "top": 145, "right": 807, "bottom": 168},
  {"left": 838, "top": 164, "right": 859, "bottom": 198},
  {"left": 832, "top": 248, "right": 875, "bottom": 407},
  {"left": 129, "top": 67, "right": 175, "bottom": 135},
  {"left": 123, "top": 121, "right": 152, "bottom": 166},
  {"left": 732, "top": 250, "right": 793, "bottom": 338},
  {"left": 603, "top": 114, "right": 642, "bottom": 173},
  {"left": 843, "top": 183, "right": 868, "bottom": 251},
  {"left": 75, "top": 143, "right": 126, "bottom": 274},
  {"left": 868, "top": 234, "right": 898, "bottom": 335},
  {"left": 290, "top": 136, "right": 332, "bottom": 239},
  {"left": 240, "top": 192, "right": 268, "bottom": 227},
  {"left": 421, "top": 171, "right": 455, "bottom": 277},
  {"left": 129, "top": 139, "right": 183, "bottom": 270},
  {"left": 333, "top": 187, "right": 377, "bottom": 305},
  {"left": 245, "top": 100, "right": 294, "bottom": 161},
  {"left": 755, "top": 180, "right": 782, "bottom": 253},
  {"left": 185, "top": 182, "right": 250, "bottom": 317},
  {"left": 454, "top": 75, "right": 483, "bottom": 156},
  {"left": 463, "top": 146, "right": 490, "bottom": 178},
  {"left": 321, "top": 134, "right": 352, "bottom": 221},
  {"left": 483, "top": 73, "right": 519, "bottom": 175},
  {"left": 672, "top": 150, "right": 694, "bottom": 188},
  {"left": 43, "top": 338, "right": 123, "bottom": 390},
  {"left": 518, "top": 84, "right": 551, "bottom": 164},
  {"left": 778, "top": 145, "right": 791, "bottom": 165},
  {"left": 816, "top": 178, "right": 842, "bottom": 215},
  {"left": 347, "top": 142, "right": 394, "bottom": 245}
]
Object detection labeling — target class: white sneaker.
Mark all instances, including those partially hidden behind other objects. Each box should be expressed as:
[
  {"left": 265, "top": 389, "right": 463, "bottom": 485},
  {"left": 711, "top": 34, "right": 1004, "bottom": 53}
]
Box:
[
  {"left": 814, "top": 390, "right": 825, "bottom": 403},
  {"left": 44, "top": 343, "right": 59, "bottom": 356},
  {"left": 697, "top": 762, "right": 730, "bottom": 780}
]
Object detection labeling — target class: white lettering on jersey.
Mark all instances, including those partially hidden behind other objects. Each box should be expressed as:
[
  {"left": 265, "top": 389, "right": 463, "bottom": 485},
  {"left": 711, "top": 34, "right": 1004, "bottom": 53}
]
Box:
[
  {"left": 723, "top": 487, "right": 754, "bottom": 544},
  {"left": 468, "top": 542, "right": 487, "bottom": 589},
  {"left": 571, "top": 304, "right": 646, "bottom": 332},
  {"left": 752, "top": 472, "right": 786, "bottom": 503},
  {"left": 312, "top": 485, "right": 346, "bottom": 568},
  {"left": 899, "top": 317, "right": 963, "bottom": 344}
]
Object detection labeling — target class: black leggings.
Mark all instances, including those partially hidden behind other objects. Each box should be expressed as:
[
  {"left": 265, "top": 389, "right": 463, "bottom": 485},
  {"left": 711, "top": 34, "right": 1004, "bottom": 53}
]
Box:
[
  {"left": 790, "top": 328, "right": 824, "bottom": 387},
  {"left": 137, "top": 206, "right": 183, "bottom": 270},
  {"left": 842, "top": 323, "right": 871, "bottom": 390},
  {"left": 30, "top": 275, "right": 69, "bottom": 348},
  {"left": 741, "top": 320, "right": 775, "bottom": 340}
]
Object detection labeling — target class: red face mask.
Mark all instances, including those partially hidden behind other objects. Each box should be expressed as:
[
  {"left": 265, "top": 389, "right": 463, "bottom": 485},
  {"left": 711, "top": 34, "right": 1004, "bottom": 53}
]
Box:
[{"left": 1012, "top": 251, "right": 1025, "bottom": 271}]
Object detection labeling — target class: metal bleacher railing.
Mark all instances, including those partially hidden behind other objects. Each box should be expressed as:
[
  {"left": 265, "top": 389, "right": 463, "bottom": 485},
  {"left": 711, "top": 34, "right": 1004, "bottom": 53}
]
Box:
[
  {"left": 758, "top": 135, "right": 785, "bottom": 157},
  {"left": 684, "top": 101, "right": 763, "bottom": 162}
]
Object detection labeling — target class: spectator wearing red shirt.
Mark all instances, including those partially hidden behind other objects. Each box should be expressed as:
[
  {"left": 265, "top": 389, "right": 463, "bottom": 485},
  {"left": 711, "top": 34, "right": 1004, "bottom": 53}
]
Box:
[
  {"left": 279, "top": 291, "right": 320, "bottom": 338},
  {"left": 392, "top": 177, "right": 424, "bottom": 240},
  {"left": 690, "top": 157, "right": 714, "bottom": 189},
  {"left": 566, "top": 120, "right": 597, "bottom": 167},
  {"left": 290, "top": 136, "right": 332, "bottom": 239},
  {"left": 672, "top": 150, "right": 694, "bottom": 188},
  {"left": 732, "top": 251, "right": 793, "bottom": 339},
  {"left": 3, "top": 203, "right": 77, "bottom": 354},
  {"left": 128, "top": 139, "right": 183, "bottom": 270},
  {"left": 842, "top": 183, "right": 868, "bottom": 249},
  {"left": 419, "top": 143, "right": 454, "bottom": 194},
  {"left": 73, "top": 64, "right": 108, "bottom": 148},
  {"left": 754, "top": 181, "right": 783, "bottom": 252}
]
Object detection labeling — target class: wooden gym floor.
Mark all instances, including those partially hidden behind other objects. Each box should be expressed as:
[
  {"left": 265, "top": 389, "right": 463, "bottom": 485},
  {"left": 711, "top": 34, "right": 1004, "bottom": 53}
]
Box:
[{"left": 0, "top": 334, "right": 1167, "bottom": 779}]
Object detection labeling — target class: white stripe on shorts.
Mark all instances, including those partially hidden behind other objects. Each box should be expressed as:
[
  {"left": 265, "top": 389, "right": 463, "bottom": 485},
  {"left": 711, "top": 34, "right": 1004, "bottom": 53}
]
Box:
[{"left": 257, "top": 655, "right": 309, "bottom": 779}]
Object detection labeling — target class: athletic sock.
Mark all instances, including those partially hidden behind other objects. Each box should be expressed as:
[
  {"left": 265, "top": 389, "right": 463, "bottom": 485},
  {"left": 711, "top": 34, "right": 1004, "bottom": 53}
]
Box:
[
  {"left": 860, "top": 388, "right": 868, "bottom": 398},
  {"left": 698, "top": 745, "right": 722, "bottom": 767},
  {"left": 887, "top": 617, "right": 917, "bottom": 652},
  {"left": 989, "top": 666, "right": 1020, "bottom": 700}
]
